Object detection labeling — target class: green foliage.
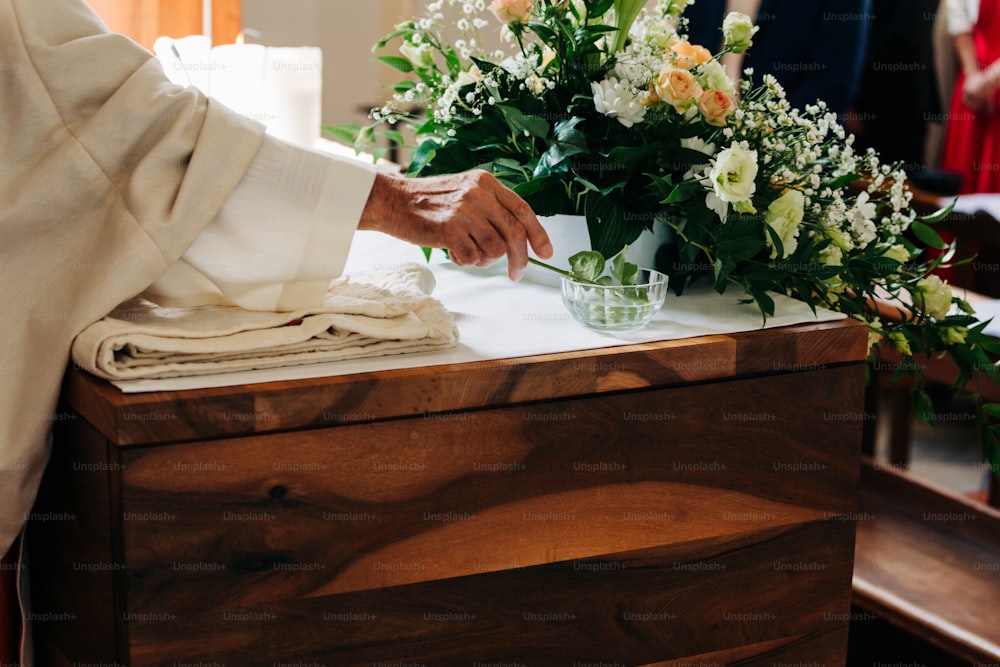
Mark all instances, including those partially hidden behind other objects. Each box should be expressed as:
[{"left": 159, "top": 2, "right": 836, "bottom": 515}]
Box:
[{"left": 335, "top": 0, "right": 1000, "bottom": 478}]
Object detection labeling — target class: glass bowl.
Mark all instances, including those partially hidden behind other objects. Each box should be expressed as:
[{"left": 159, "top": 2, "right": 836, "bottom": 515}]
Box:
[{"left": 561, "top": 269, "right": 668, "bottom": 332}]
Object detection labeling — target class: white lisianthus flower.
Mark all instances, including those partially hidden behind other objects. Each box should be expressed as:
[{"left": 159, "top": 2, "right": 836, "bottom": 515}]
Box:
[
  {"left": 681, "top": 136, "right": 717, "bottom": 179},
  {"left": 697, "top": 59, "right": 736, "bottom": 98},
  {"left": 764, "top": 189, "right": 805, "bottom": 259},
  {"left": 705, "top": 191, "right": 730, "bottom": 223},
  {"left": 708, "top": 144, "right": 758, "bottom": 204},
  {"left": 915, "top": 275, "right": 953, "bottom": 321},
  {"left": 722, "top": 12, "right": 758, "bottom": 54},
  {"left": 591, "top": 77, "right": 647, "bottom": 127},
  {"left": 818, "top": 244, "right": 843, "bottom": 268},
  {"left": 681, "top": 136, "right": 717, "bottom": 157},
  {"left": 400, "top": 41, "right": 435, "bottom": 69},
  {"left": 882, "top": 243, "right": 910, "bottom": 277}
]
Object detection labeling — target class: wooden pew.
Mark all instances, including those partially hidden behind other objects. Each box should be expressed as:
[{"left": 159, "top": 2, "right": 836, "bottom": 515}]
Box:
[{"left": 853, "top": 459, "right": 1000, "bottom": 663}]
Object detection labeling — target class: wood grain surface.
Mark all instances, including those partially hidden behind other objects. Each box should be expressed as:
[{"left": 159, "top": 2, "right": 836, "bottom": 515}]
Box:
[
  {"left": 853, "top": 460, "right": 1000, "bottom": 663},
  {"left": 33, "top": 320, "right": 868, "bottom": 666},
  {"left": 62, "top": 319, "right": 867, "bottom": 446}
]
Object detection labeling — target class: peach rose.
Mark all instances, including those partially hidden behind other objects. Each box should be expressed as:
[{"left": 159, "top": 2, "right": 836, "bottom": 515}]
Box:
[
  {"left": 670, "top": 40, "right": 713, "bottom": 70},
  {"left": 655, "top": 67, "right": 702, "bottom": 109},
  {"left": 489, "top": 0, "right": 534, "bottom": 23},
  {"left": 697, "top": 89, "right": 734, "bottom": 127}
]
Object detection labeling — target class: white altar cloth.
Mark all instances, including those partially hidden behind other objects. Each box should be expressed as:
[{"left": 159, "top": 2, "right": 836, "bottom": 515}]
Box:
[{"left": 108, "top": 231, "right": 845, "bottom": 393}]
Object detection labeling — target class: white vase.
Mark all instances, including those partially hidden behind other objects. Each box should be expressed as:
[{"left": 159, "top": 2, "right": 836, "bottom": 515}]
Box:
[{"left": 524, "top": 213, "right": 673, "bottom": 287}]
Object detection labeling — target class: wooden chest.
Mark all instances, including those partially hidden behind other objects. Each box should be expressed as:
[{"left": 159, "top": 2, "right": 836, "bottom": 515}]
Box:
[{"left": 30, "top": 319, "right": 868, "bottom": 666}]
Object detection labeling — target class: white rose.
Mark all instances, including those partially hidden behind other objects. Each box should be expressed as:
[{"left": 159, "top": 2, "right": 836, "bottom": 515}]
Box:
[
  {"left": 764, "top": 189, "right": 805, "bottom": 259},
  {"left": 489, "top": 0, "right": 534, "bottom": 23},
  {"left": 722, "top": 12, "right": 758, "bottom": 54},
  {"left": 708, "top": 144, "right": 758, "bottom": 204},
  {"left": 915, "top": 275, "right": 953, "bottom": 321}
]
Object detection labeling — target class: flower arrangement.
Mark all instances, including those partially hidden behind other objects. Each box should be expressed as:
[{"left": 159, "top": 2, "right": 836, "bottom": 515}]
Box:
[{"left": 336, "top": 0, "right": 1000, "bottom": 472}]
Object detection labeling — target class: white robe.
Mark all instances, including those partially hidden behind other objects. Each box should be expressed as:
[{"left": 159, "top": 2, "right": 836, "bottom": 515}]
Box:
[{"left": 0, "top": 0, "right": 376, "bottom": 572}]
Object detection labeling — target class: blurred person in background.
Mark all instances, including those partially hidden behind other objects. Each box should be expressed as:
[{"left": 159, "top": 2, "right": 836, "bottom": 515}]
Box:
[
  {"left": 851, "top": 0, "right": 943, "bottom": 187},
  {"left": 941, "top": 0, "right": 1000, "bottom": 193},
  {"left": 681, "top": 0, "right": 873, "bottom": 115}
]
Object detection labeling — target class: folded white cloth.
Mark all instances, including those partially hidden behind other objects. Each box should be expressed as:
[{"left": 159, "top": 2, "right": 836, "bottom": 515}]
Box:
[{"left": 72, "top": 264, "right": 458, "bottom": 381}]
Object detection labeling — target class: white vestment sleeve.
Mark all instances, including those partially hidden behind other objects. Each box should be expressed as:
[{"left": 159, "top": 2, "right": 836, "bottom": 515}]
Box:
[{"left": 145, "top": 135, "right": 377, "bottom": 312}]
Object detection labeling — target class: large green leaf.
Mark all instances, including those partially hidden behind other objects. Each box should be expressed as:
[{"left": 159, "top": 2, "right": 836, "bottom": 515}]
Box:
[
  {"left": 376, "top": 55, "right": 414, "bottom": 73},
  {"left": 919, "top": 197, "right": 958, "bottom": 224},
  {"left": 496, "top": 104, "right": 551, "bottom": 139},
  {"left": 910, "top": 220, "right": 947, "bottom": 250},
  {"left": 585, "top": 193, "right": 643, "bottom": 258}
]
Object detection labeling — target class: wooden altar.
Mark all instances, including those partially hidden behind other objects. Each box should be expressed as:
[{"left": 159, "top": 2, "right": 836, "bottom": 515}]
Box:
[{"left": 29, "top": 318, "right": 868, "bottom": 666}]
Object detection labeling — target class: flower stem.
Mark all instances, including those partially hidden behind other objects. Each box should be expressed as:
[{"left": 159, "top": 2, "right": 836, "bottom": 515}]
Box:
[{"left": 527, "top": 257, "right": 601, "bottom": 285}]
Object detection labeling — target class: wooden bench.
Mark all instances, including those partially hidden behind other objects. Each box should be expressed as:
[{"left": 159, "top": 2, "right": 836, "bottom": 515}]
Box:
[{"left": 852, "top": 458, "right": 1000, "bottom": 663}]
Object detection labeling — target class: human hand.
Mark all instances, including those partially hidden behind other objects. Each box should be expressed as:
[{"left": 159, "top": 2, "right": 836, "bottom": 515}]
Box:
[
  {"left": 962, "top": 70, "right": 996, "bottom": 115},
  {"left": 359, "top": 168, "right": 553, "bottom": 281}
]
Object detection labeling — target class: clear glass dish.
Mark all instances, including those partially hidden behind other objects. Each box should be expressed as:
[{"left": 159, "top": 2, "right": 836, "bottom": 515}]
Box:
[{"left": 561, "top": 269, "right": 668, "bottom": 332}]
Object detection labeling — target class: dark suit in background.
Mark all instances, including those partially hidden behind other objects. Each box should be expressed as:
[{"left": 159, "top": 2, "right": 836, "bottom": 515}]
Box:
[
  {"left": 852, "top": 0, "right": 941, "bottom": 174},
  {"left": 682, "top": 0, "right": 873, "bottom": 114}
]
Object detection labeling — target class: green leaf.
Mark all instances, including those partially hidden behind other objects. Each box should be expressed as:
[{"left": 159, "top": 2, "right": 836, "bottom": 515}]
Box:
[
  {"left": 496, "top": 104, "right": 551, "bottom": 138},
  {"left": 663, "top": 181, "right": 702, "bottom": 204},
  {"left": 376, "top": 55, "right": 414, "bottom": 73},
  {"left": 325, "top": 123, "right": 362, "bottom": 146},
  {"left": 618, "top": 259, "right": 639, "bottom": 285},
  {"left": 919, "top": 197, "right": 958, "bottom": 224},
  {"left": 526, "top": 21, "right": 558, "bottom": 43},
  {"left": 569, "top": 250, "right": 606, "bottom": 282},
  {"left": 611, "top": 249, "right": 627, "bottom": 284},
  {"left": 392, "top": 80, "right": 417, "bottom": 94},
  {"left": 586, "top": 193, "right": 642, "bottom": 258},
  {"left": 828, "top": 172, "right": 862, "bottom": 190},
  {"left": 910, "top": 220, "right": 947, "bottom": 250}
]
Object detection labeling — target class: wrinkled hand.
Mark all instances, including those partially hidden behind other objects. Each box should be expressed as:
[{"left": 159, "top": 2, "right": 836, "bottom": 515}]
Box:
[
  {"left": 359, "top": 167, "right": 553, "bottom": 281},
  {"left": 962, "top": 70, "right": 996, "bottom": 115}
]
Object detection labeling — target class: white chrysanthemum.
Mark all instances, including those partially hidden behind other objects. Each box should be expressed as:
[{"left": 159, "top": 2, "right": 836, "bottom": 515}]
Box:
[{"left": 591, "top": 77, "right": 648, "bottom": 128}]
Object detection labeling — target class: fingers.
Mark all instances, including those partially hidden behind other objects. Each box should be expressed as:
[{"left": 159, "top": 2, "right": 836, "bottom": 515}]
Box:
[
  {"left": 386, "top": 170, "right": 552, "bottom": 281},
  {"left": 469, "top": 172, "right": 553, "bottom": 281},
  {"left": 493, "top": 183, "right": 553, "bottom": 260}
]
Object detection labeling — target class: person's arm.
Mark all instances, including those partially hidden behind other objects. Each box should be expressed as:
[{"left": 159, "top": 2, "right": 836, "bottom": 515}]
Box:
[
  {"left": 148, "top": 136, "right": 553, "bottom": 311},
  {"left": 954, "top": 31, "right": 995, "bottom": 114},
  {"left": 359, "top": 168, "right": 552, "bottom": 282}
]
